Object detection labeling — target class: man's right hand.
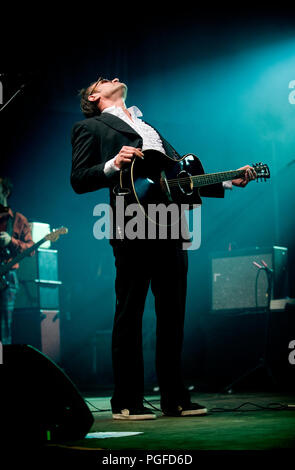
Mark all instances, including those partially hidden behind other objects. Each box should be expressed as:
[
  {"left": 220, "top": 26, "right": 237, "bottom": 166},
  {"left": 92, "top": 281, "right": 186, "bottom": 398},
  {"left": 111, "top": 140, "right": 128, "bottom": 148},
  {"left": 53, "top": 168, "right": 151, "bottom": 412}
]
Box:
[
  {"left": 114, "top": 147, "right": 144, "bottom": 170},
  {"left": 0, "top": 231, "right": 12, "bottom": 247}
]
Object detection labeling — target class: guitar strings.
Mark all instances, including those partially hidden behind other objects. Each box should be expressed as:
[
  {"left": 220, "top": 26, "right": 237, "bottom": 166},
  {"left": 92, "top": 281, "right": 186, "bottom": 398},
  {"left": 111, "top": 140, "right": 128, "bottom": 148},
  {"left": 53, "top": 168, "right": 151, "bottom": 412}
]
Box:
[
  {"left": 166, "top": 175, "right": 244, "bottom": 187},
  {"left": 164, "top": 167, "right": 265, "bottom": 186},
  {"left": 165, "top": 167, "right": 268, "bottom": 186},
  {"left": 165, "top": 171, "right": 245, "bottom": 186}
]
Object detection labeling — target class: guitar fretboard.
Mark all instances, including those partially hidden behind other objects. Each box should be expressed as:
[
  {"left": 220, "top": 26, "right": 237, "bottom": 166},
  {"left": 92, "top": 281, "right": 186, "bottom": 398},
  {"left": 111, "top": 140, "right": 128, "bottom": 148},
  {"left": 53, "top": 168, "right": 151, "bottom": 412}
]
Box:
[
  {"left": 192, "top": 169, "right": 245, "bottom": 187},
  {"left": 0, "top": 227, "right": 67, "bottom": 278},
  {"left": 0, "top": 237, "right": 46, "bottom": 274}
]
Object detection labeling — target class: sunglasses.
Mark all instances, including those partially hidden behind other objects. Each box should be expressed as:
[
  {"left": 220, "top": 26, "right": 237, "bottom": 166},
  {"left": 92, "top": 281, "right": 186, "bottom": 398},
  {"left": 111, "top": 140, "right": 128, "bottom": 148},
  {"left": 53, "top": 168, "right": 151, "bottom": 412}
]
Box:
[{"left": 89, "top": 77, "right": 110, "bottom": 95}]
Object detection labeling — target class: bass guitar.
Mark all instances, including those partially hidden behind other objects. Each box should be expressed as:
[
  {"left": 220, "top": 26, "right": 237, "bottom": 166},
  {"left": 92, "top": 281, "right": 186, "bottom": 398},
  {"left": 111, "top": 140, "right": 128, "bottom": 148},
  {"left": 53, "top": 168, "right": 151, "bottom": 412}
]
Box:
[{"left": 0, "top": 226, "right": 68, "bottom": 291}]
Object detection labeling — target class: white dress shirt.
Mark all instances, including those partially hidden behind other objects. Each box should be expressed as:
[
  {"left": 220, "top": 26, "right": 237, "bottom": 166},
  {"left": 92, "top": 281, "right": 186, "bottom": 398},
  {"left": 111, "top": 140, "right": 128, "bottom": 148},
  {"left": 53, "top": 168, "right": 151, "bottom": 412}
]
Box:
[
  {"left": 102, "top": 105, "right": 232, "bottom": 189},
  {"left": 103, "top": 105, "right": 165, "bottom": 175}
]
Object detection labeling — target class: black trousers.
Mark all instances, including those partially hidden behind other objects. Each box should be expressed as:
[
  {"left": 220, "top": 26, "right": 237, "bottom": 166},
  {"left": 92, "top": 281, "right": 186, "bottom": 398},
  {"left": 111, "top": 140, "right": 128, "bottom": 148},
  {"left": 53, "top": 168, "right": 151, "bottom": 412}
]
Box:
[{"left": 111, "top": 240, "right": 190, "bottom": 410}]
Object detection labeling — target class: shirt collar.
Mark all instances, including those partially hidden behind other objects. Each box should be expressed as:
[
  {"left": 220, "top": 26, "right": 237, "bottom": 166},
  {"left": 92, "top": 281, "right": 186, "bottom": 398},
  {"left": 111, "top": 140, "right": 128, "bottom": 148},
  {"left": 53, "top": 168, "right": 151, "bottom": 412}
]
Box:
[{"left": 102, "top": 105, "right": 143, "bottom": 120}]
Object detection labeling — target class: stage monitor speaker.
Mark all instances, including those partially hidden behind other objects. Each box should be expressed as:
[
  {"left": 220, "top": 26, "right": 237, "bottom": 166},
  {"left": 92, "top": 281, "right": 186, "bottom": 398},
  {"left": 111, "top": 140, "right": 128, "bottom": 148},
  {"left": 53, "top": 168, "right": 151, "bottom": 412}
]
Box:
[
  {"left": 211, "top": 246, "right": 288, "bottom": 312},
  {"left": 0, "top": 345, "right": 94, "bottom": 443}
]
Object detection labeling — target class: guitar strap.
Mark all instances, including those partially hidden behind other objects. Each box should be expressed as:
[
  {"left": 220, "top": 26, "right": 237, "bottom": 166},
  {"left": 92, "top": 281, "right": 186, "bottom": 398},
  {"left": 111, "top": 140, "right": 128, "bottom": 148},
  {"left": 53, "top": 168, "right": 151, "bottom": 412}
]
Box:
[{"left": 161, "top": 137, "right": 181, "bottom": 160}]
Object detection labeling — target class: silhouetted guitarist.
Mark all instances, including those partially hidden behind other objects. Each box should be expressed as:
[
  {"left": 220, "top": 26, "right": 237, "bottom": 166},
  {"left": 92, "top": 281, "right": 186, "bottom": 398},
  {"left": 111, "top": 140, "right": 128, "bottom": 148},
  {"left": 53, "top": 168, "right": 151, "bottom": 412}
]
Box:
[{"left": 0, "top": 177, "right": 34, "bottom": 344}]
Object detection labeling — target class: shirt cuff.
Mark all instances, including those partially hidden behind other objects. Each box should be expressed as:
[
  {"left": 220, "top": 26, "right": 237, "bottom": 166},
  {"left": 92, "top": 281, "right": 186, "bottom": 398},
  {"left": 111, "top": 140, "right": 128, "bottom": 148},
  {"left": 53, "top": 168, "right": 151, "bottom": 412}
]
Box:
[
  {"left": 104, "top": 156, "right": 120, "bottom": 176},
  {"left": 223, "top": 180, "right": 233, "bottom": 190}
]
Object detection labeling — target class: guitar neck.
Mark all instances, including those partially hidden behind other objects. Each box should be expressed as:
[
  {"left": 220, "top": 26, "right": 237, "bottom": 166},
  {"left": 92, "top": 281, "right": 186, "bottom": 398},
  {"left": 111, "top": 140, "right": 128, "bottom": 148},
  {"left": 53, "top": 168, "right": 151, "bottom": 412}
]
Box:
[
  {"left": 192, "top": 169, "right": 245, "bottom": 187},
  {"left": 2, "top": 236, "right": 46, "bottom": 273}
]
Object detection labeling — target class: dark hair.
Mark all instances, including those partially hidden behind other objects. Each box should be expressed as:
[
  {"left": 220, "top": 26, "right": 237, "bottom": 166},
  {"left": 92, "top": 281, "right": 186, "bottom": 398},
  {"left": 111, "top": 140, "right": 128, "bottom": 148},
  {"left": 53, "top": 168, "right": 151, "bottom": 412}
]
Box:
[
  {"left": 79, "top": 82, "right": 101, "bottom": 118},
  {"left": 0, "top": 176, "right": 13, "bottom": 198}
]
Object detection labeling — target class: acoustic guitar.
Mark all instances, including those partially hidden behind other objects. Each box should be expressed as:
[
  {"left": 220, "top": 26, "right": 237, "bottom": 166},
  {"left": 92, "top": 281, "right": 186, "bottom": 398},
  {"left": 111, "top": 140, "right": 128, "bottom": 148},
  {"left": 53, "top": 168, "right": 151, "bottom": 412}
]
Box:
[{"left": 117, "top": 149, "right": 270, "bottom": 223}]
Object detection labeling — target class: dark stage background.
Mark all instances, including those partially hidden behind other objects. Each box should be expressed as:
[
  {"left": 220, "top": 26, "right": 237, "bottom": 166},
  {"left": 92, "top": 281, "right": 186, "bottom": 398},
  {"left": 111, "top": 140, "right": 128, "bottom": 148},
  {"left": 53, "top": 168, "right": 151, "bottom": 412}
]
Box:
[{"left": 1, "top": 10, "right": 295, "bottom": 391}]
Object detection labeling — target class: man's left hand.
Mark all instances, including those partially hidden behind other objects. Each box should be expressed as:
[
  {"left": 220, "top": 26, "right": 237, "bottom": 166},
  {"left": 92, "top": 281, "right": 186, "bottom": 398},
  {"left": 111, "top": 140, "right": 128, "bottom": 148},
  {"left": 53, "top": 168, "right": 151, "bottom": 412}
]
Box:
[
  {"left": 232, "top": 165, "right": 257, "bottom": 188},
  {"left": 0, "top": 231, "right": 12, "bottom": 247}
]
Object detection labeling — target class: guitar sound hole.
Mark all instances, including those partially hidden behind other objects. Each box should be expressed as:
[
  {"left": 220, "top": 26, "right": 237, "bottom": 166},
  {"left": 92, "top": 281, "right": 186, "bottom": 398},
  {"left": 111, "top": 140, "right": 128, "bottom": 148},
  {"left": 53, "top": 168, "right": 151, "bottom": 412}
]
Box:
[{"left": 177, "top": 171, "right": 193, "bottom": 195}]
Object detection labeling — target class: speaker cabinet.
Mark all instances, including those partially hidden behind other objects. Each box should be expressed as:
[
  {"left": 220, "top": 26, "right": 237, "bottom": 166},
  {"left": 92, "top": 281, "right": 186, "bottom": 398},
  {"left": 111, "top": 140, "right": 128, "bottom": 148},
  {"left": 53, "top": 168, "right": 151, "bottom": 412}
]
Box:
[
  {"left": 13, "top": 248, "right": 62, "bottom": 361},
  {"left": 211, "top": 246, "right": 288, "bottom": 312},
  {"left": 14, "top": 248, "right": 61, "bottom": 309},
  {"left": 0, "top": 345, "right": 94, "bottom": 443},
  {"left": 12, "top": 309, "right": 61, "bottom": 363}
]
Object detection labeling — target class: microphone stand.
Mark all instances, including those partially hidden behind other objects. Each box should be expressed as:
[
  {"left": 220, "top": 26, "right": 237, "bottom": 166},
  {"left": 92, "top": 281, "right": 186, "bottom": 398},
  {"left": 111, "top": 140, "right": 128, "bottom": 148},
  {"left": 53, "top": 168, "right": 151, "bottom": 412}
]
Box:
[
  {"left": 0, "top": 81, "right": 27, "bottom": 113},
  {"left": 223, "top": 261, "right": 276, "bottom": 393}
]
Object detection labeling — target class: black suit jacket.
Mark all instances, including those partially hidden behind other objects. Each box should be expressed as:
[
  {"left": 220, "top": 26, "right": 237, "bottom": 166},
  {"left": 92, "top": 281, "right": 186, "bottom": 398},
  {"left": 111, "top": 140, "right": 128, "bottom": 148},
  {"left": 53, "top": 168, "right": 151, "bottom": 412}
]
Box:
[
  {"left": 71, "top": 112, "right": 224, "bottom": 243},
  {"left": 71, "top": 112, "right": 224, "bottom": 197}
]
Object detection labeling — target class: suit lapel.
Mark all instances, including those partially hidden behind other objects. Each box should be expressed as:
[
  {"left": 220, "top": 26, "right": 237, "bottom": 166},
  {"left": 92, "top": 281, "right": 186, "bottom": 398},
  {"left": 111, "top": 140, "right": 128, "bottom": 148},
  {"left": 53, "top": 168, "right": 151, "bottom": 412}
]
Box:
[
  {"left": 98, "top": 113, "right": 141, "bottom": 138},
  {"left": 98, "top": 113, "right": 180, "bottom": 159}
]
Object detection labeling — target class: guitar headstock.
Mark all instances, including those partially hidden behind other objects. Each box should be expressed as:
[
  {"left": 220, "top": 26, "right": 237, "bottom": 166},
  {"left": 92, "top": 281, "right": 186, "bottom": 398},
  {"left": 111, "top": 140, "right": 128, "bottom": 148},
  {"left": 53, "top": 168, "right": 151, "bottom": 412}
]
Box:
[
  {"left": 45, "top": 227, "right": 68, "bottom": 243},
  {"left": 252, "top": 162, "right": 270, "bottom": 182}
]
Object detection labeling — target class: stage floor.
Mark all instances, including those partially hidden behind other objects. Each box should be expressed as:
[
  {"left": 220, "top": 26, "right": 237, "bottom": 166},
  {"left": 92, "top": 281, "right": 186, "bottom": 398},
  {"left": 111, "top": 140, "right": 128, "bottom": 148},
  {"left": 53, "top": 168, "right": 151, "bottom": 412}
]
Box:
[
  {"left": 53, "top": 391, "right": 295, "bottom": 445},
  {"left": 11, "top": 391, "right": 295, "bottom": 464}
]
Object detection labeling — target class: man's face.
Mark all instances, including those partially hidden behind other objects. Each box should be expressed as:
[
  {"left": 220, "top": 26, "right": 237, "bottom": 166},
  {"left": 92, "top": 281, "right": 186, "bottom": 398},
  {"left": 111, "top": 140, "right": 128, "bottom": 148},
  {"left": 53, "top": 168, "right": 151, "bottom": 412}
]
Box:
[{"left": 89, "top": 78, "right": 127, "bottom": 101}]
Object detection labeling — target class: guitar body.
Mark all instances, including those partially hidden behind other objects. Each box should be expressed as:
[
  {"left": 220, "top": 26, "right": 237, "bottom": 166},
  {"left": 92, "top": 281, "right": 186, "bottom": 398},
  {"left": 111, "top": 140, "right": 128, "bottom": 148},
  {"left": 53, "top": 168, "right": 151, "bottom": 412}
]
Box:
[
  {"left": 120, "top": 149, "right": 204, "bottom": 209},
  {"left": 118, "top": 151, "right": 270, "bottom": 226},
  {"left": 0, "top": 227, "right": 68, "bottom": 291}
]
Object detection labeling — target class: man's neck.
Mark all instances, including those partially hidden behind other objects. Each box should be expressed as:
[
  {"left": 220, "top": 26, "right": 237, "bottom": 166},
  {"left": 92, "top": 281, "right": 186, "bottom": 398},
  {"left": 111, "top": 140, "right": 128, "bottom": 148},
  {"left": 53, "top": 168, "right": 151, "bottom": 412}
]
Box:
[{"left": 101, "top": 99, "right": 133, "bottom": 121}]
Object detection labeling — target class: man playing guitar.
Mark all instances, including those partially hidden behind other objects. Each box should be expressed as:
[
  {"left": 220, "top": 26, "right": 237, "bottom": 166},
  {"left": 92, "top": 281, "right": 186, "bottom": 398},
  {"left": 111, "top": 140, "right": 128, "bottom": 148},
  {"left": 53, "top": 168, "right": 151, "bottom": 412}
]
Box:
[
  {"left": 0, "top": 177, "right": 34, "bottom": 344},
  {"left": 71, "top": 77, "right": 257, "bottom": 420}
]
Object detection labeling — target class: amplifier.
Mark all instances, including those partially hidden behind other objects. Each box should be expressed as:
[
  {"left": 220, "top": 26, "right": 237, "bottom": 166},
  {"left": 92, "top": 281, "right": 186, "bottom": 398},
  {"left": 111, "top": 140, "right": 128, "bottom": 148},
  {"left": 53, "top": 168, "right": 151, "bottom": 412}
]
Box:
[
  {"left": 16, "top": 247, "right": 59, "bottom": 281},
  {"left": 14, "top": 280, "right": 61, "bottom": 309},
  {"left": 12, "top": 309, "right": 61, "bottom": 363},
  {"left": 14, "top": 248, "right": 61, "bottom": 309},
  {"left": 211, "top": 246, "right": 288, "bottom": 312},
  {"left": 29, "top": 221, "right": 51, "bottom": 248}
]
